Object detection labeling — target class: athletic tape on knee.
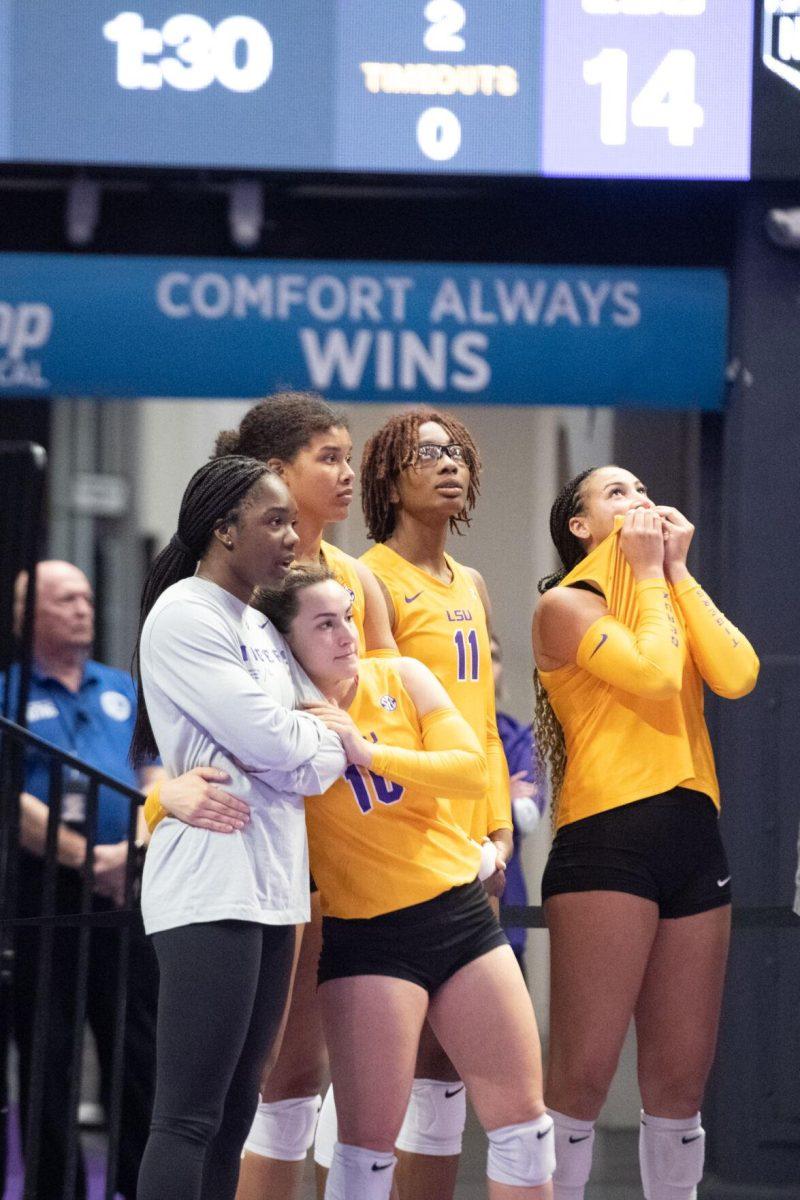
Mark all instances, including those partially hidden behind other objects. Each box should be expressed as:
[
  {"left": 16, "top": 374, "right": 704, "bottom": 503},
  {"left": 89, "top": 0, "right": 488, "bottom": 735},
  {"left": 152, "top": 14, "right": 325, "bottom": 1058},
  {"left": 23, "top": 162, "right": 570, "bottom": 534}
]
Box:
[
  {"left": 325, "top": 1142, "right": 396, "bottom": 1200},
  {"left": 548, "top": 1107, "right": 596, "bottom": 1198},
  {"left": 639, "top": 1111, "right": 704, "bottom": 1200},
  {"left": 313, "top": 1083, "right": 338, "bottom": 1169},
  {"left": 487, "top": 1112, "right": 555, "bottom": 1188},
  {"left": 243, "top": 1094, "right": 321, "bottom": 1162},
  {"left": 394, "top": 1077, "right": 467, "bottom": 1156}
]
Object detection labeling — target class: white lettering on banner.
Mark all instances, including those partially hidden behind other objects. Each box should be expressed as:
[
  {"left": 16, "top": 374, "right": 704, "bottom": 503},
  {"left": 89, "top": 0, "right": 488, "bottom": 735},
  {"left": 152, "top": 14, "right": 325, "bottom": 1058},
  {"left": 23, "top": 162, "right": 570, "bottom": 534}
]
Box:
[
  {"left": 429, "top": 279, "right": 640, "bottom": 327},
  {"left": 0, "top": 301, "right": 53, "bottom": 391},
  {"left": 299, "top": 328, "right": 490, "bottom": 394},
  {"left": 156, "top": 272, "right": 416, "bottom": 322},
  {"left": 0, "top": 302, "right": 53, "bottom": 358}
]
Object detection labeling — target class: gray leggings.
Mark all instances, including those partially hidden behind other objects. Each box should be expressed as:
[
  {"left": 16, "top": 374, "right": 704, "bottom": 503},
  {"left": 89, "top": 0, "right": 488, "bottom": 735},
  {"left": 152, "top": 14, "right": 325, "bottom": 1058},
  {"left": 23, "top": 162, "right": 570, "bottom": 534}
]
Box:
[{"left": 137, "top": 920, "right": 295, "bottom": 1200}]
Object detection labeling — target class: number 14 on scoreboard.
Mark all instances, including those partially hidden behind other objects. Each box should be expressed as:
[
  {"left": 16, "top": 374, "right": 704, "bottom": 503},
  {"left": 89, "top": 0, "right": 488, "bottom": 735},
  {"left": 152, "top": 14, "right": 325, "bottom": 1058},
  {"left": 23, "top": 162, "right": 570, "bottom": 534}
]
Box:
[{"left": 584, "top": 49, "right": 703, "bottom": 147}]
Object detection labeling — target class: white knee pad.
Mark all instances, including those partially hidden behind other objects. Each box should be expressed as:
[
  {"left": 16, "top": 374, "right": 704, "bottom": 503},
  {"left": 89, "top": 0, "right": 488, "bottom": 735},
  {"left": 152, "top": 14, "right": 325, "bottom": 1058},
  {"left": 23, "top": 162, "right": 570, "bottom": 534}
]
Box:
[
  {"left": 325, "top": 1142, "right": 396, "bottom": 1200},
  {"left": 487, "top": 1112, "right": 555, "bottom": 1189},
  {"left": 394, "top": 1078, "right": 467, "bottom": 1157},
  {"left": 314, "top": 1084, "right": 339, "bottom": 1169},
  {"left": 243, "top": 1093, "right": 322, "bottom": 1162},
  {"left": 548, "top": 1107, "right": 596, "bottom": 1199},
  {"left": 639, "top": 1111, "right": 705, "bottom": 1200}
]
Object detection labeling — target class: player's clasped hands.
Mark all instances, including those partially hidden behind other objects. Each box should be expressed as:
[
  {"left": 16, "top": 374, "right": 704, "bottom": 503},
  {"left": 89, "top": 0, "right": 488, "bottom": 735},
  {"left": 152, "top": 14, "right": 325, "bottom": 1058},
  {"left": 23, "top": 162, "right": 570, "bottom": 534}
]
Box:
[
  {"left": 618, "top": 506, "right": 666, "bottom": 579},
  {"left": 655, "top": 504, "right": 695, "bottom": 574}
]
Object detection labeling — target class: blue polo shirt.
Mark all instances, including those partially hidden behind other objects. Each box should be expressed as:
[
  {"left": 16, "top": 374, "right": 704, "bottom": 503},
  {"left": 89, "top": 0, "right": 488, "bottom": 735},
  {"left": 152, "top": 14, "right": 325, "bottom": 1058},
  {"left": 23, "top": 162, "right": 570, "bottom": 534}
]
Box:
[{"left": 0, "top": 659, "right": 141, "bottom": 845}]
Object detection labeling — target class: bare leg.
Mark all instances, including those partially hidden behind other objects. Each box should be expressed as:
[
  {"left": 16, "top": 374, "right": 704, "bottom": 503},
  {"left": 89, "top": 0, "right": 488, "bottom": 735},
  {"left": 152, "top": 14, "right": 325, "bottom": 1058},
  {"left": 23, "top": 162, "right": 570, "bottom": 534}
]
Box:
[
  {"left": 394, "top": 1020, "right": 461, "bottom": 1200},
  {"left": 320, "top": 974, "right": 428, "bottom": 1153},
  {"left": 427, "top": 944, "right": 551, "bottom": 1200},
  {"left": 237, "top": 896, "right": 323, "bottom": 1200},
  {"left": 635, "top": 905, "right": 731, "bottom": 1116},
  {"left": 545, "top": 891, "right": 660, "bottom": 1120}
]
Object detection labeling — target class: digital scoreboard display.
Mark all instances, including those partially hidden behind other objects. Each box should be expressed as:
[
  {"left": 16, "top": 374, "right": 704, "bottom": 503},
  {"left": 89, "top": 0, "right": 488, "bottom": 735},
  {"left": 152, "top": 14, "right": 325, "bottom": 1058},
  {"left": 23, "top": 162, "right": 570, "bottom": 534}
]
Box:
[{"left": 0, "top": 1, "right": 755, "bottom": 179}]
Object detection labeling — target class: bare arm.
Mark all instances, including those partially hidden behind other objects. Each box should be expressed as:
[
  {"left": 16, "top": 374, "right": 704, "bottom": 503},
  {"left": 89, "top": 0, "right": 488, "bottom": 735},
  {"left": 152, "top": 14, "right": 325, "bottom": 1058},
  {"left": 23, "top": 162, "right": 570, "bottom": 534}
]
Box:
[{"left": 355, "top": 560, "right": 398, "bottom": 654}]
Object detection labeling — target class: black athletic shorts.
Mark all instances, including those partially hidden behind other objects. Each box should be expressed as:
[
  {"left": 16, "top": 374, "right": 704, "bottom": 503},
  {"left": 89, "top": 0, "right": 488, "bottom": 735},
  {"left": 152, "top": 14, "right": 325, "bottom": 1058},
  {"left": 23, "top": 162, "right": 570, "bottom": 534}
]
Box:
[
  {"left": 318, "top": 879, "right": 508, "bottom": 993},
  {"left": 541, "top": 787, "right": 731, "bottom": 919}
]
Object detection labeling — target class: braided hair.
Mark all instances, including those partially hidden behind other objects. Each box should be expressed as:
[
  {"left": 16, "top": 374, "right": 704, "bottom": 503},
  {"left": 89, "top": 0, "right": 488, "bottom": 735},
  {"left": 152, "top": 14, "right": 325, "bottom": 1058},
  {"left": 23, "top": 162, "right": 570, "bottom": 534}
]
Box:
[
  {"left": 130, "top": 455, "right": 271, "bottom": 765},
  {"left": 214, "top": 391, "right": 348, "bottom": 461},
  {"left": 360, "top": 408, "right": 481, "bottom": 543},
  {"left": 533, "top": 466, "right": 599, "bottom": 820}
]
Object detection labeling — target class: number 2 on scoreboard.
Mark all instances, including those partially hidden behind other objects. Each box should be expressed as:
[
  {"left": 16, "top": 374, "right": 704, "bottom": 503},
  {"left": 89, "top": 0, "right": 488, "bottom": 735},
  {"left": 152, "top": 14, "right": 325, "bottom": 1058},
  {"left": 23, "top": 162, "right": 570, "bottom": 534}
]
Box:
[{"left": 583, "top": 49, "right": 703, "bottom": 148}]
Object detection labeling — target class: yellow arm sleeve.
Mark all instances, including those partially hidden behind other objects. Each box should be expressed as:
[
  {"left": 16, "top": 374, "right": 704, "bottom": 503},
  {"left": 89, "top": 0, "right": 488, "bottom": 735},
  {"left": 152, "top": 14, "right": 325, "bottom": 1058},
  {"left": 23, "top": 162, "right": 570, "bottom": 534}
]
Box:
[
  {"left": 485, "top": 712, "right": 512, "bottom": 835},
  {"left": 368, "top": 706, "right": 488, "bottom": 799},
  {"left": 672, "top": 576, "right": 759, "bottom": 699},
  {"left": 575, "top": 578, "right": 685, "bottom": 700},
  {"left": 143, "top": 783, "right": 168, "bottom": 835}
]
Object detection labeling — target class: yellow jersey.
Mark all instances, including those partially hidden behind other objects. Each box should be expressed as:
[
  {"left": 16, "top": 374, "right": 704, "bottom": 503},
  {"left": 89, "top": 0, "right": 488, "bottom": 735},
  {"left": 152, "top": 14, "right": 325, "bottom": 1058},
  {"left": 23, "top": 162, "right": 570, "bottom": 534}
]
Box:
[
  {"left": 360, "top": 543, "right": 510, "bottom": 840},
  {"left": 319, "top": 540, "right": 366, "bottom": 654},
  {"left": 539, "top": 524, "right": 758, "bottom": 829},
  {"left": 306, "top": 658, "right": 482, "bottom": 919}
]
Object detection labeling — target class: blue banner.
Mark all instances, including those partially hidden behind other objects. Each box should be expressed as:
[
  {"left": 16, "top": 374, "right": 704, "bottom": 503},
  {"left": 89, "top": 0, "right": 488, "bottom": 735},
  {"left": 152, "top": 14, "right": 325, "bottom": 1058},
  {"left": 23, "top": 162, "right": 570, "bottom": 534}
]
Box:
[{"left": 0, "top": 254, "right": 727, "bottom": 408}]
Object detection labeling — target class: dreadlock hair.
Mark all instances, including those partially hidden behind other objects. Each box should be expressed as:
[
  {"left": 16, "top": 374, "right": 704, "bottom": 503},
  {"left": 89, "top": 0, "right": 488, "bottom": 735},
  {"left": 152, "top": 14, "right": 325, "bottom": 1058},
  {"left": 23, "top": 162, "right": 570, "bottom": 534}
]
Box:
[
  {"left": 533, "top": 466, "right": 599, "bottom": 823},
  {"left": 360, "top": 408, "right": 481, "bottom": 543},
  {"left": 130, "top": 455, "right": 271, "bottom": 766},
  {"left": 253, "top": 563, "right": 336, "bottom": 639},
  {"left": 214, "top": 391, "right": 348, "bottom": 461}
]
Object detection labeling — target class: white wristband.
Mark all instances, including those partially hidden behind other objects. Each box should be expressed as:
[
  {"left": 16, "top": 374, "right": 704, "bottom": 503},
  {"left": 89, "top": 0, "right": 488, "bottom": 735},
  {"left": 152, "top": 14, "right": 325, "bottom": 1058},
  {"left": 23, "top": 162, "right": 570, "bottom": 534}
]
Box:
[{"left": 478, "top": 839, "right": 498, "bottom": 881}]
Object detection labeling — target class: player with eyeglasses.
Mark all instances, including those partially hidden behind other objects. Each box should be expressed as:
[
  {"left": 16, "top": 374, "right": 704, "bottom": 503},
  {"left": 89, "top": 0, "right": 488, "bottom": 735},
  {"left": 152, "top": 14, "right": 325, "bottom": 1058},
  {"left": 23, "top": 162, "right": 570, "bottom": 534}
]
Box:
[{"left": 313, "top": 408, "right": 522, "bottom": 1200}]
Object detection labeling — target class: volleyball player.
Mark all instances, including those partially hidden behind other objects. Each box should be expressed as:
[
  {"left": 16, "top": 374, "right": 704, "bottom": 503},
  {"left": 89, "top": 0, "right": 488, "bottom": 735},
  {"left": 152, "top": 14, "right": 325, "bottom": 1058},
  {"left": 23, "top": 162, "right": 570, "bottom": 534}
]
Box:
[
  {"left": 316, "top": 409, "right": 513, "bottom": 1200},
  {"left": 532, "top": 466, "right": 759, "bottom": 1200},
  {"left": 131, "top": 457, "right": 346, "bottom": 1200},
  {"left": 257, "top": 566, "right": 554, "bottom": 1200}
]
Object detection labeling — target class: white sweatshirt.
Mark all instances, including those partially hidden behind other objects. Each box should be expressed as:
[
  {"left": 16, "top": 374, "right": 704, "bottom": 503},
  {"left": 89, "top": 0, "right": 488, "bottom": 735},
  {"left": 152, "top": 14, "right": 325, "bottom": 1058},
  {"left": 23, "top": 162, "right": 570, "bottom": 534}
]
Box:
[{"left": 139, "top": 576, "right": 346, "bottom": 933}]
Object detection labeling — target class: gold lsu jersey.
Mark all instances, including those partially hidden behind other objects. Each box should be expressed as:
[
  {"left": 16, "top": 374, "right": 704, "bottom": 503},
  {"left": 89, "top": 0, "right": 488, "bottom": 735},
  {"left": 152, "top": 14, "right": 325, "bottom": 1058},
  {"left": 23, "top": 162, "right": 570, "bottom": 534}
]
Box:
[
  {"left": 360, "top": 543, "right": 510, "bottom": 840},
  {"left": 305, "top": 657, "right": 482, "bottom": 919},
  {"left": 320, "top": 540, "right": 366, "bottom": 654}
]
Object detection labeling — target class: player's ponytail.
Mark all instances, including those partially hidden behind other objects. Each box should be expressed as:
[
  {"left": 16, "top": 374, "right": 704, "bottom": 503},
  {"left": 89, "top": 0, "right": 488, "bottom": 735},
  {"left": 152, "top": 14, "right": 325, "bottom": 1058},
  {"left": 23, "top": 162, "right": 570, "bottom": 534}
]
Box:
[
  {"left": 534, "top": 467, "right": 597, "bottom": 819},
  {"left": 130, "top": 455, "right": 270, "bottom": 765}
]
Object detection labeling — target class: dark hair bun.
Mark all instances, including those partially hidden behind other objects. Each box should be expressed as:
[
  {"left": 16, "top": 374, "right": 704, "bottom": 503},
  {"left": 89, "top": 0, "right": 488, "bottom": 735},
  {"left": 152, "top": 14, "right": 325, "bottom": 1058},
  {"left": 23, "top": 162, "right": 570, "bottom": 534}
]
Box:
[{"left": 214, "top": 429, "right": 240, "bottom": 457}]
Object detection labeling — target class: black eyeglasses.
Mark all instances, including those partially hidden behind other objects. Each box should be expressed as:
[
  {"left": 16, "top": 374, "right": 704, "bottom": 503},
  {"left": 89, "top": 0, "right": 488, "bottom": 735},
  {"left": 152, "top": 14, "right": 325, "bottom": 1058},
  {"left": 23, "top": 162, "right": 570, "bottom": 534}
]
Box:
[{"left": 415, "top": 443, "right": 466, "bottom": 466}]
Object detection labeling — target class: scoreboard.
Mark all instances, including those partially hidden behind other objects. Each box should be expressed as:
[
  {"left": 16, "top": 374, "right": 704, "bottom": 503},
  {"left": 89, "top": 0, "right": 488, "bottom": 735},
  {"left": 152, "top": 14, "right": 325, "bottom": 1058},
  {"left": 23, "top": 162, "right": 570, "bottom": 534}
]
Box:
[{"left": 0, "top": 1, "right": 761, "bottom": 179}]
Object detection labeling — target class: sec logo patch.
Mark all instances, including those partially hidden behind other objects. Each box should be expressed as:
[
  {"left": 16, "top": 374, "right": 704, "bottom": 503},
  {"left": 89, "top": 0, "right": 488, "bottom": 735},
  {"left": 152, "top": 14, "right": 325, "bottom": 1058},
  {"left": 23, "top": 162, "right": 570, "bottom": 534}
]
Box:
[
  {"left": 100, "top": 690, "right": 132, "bottom": 721},
  {"left": 379, "top": 694, "right": 397, "bottom": 711}
]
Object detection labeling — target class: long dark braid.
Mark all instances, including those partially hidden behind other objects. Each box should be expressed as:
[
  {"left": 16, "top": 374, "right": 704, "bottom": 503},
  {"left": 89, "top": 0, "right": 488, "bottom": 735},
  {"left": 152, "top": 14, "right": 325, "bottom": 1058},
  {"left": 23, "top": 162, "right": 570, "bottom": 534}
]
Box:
[
  {"left": 130, "top": 455, "right": 270, "bottom": 765},
  {"left": 533, "top": 467, "right": 598, "bottom": 820}
]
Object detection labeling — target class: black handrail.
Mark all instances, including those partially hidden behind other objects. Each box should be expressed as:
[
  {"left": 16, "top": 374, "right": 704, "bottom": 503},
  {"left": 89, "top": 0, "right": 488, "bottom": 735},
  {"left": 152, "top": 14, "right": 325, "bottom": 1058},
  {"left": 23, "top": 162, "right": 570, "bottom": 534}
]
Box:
[{"left": 0, "top": 714, "right": 143, "bottom": 1200}]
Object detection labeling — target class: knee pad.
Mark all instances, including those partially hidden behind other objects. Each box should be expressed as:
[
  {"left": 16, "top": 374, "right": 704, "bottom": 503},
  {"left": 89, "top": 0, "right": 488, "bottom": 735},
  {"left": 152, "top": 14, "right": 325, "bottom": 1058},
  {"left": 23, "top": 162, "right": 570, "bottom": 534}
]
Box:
[
  {"left": 548, "top": 1107, "right": 596, "bottom": 1198},
  {"left": 313, "top": 1084, "right": 338, "bottom": 1169},
  {"left": 394, "top": 1078, "right": 467, "bottom": 1157},
  {"left": 326, "top": 1142, "right": 396, "bottom": 1200},
  {"left": 639, "top": 1111, "right": 705, "bottom": 1200},
  {"left": 487, "top": 1112, "right": 555, "bottom": 1189},
  {"left": 243, "top": 1094, "right": 321, "bottom": 1162}
]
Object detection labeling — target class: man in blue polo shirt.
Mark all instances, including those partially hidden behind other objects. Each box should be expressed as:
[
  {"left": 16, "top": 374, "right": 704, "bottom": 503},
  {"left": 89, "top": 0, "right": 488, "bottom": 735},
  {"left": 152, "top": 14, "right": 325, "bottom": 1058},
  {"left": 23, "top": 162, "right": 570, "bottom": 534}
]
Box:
[{"left": 3, "top": 560, "right": 160, "bottom": 1200}]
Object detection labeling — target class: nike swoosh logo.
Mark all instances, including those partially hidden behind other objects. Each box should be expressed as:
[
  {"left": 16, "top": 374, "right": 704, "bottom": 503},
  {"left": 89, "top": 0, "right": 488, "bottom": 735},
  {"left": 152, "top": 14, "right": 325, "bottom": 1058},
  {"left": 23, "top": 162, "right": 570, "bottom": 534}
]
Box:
[
  {"left": 404, "top": 591, "right": 423, "bottom": 603},
  {"left": 445, "top": 1085, "right": 465, "bottom": 1098},
  {"left": 588, "top": 632, "right": 608, "bottom": 659},
  {"left": 717, "top": 876, "right": 731, "bottom": 887},
  {"left": 569, "top": 1135, "right": 590, "bottom": 1143},
  {"left": 537, "top": 1127, "right": 552, "bottom": 1139},
  {"left": 682, "top": 1134, "right": 701, "bottom": 1144},
  {"left": 371, "top": 1162, "right": 393, "bottom": 1171}
]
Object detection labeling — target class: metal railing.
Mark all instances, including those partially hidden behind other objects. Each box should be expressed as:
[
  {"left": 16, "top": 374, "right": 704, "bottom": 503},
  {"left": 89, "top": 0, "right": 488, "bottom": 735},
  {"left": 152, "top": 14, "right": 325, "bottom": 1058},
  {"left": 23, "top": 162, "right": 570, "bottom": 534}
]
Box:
[{"left": 0, "top": 715, "right": 143, "bottom": 1200}]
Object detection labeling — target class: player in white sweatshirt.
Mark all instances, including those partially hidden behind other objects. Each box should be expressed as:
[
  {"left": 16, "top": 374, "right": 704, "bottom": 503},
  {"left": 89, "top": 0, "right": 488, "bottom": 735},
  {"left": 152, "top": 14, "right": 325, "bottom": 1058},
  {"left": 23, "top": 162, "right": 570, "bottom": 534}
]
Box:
[{"left": 130, "top": 455, "right": 346, "bottom": 1200}]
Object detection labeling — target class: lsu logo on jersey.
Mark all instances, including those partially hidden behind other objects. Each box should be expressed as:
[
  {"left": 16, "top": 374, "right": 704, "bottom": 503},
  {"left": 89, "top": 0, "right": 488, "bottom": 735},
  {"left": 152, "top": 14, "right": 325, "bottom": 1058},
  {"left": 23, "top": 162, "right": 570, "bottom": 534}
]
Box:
[{"left": 446, "top": 608, "right": 472, "bottom": 622}]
